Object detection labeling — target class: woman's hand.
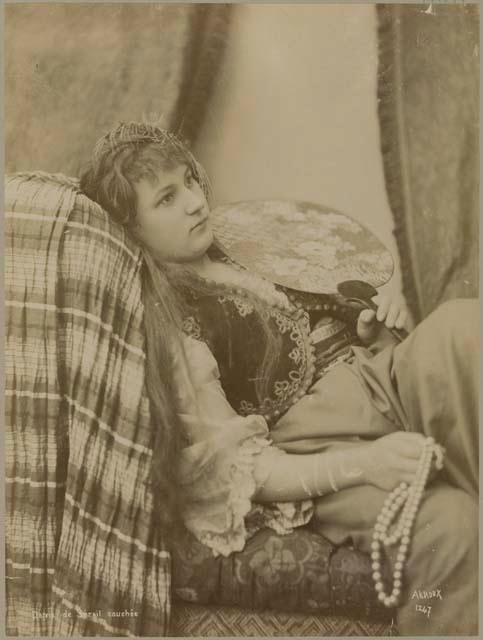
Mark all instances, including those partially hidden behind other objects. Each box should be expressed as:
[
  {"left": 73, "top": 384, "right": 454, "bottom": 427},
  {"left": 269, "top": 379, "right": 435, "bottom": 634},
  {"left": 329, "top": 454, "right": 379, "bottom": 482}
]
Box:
[
  {"left": 356, "top": 293, "right": 409, "bottom": 345},
  {"left": 361, "top": 432, "right": 436, "bottom": 492}
]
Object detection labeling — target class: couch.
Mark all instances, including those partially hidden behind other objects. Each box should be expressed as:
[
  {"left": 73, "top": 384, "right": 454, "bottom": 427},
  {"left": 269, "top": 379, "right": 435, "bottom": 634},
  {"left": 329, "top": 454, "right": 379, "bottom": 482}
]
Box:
[{"left": 5, "top": 172, "right": 397, "bottom": 636}]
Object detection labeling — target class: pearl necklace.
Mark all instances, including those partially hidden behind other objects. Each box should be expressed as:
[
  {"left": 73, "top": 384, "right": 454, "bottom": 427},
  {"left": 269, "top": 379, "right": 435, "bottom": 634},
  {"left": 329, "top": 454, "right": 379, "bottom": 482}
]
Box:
[{"left": 371, "top": 436, "right": 445, "bottom": 608}]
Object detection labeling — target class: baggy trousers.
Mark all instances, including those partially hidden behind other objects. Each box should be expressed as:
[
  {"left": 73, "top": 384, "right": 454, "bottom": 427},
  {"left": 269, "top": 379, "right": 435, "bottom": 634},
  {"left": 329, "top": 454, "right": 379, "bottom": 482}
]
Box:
[{"left": 271, "top": 299, "right": 479, "bottom": 635}]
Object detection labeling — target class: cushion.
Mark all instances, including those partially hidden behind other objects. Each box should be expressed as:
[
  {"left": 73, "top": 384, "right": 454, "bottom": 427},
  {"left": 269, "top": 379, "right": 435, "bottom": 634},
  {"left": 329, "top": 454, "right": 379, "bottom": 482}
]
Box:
[{"left": 172, "top": 525, "right": 392, "bottom": 620}]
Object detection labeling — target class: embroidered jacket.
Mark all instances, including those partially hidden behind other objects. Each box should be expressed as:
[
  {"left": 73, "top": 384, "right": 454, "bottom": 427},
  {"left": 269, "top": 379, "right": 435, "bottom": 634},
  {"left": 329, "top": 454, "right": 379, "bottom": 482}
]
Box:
[{"left": 182, "top": 283, "right": 361, "bottom": 424}]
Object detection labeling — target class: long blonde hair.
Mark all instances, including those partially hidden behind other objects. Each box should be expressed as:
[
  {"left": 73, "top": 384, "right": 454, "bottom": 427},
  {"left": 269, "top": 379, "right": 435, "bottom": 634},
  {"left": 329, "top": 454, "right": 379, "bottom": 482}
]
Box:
[{"left": 80, "top": 122, "right": 280, "bottom": 534}]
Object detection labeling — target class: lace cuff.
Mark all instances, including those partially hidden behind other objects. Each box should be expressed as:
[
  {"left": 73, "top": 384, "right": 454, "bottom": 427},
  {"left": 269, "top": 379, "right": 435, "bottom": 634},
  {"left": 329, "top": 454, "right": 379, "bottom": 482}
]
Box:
[
  {"left": 174, "top": 335, "right": 313, "bottom": 557},
  {"left": 181, "top": 433, "right": 271, "bottom": 557}
]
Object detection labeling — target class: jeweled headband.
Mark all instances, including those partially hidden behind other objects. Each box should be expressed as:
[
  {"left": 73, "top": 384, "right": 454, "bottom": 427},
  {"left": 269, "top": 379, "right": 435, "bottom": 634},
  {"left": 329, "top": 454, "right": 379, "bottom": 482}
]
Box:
[{"left": 92, "top": 121, "right": 212, "bottom": 201}]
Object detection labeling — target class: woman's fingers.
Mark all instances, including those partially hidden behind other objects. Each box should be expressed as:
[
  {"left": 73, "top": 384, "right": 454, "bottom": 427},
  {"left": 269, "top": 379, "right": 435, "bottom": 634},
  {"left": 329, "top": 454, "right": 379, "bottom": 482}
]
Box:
[
  {"left": 398, "top": 445, "right": 424, "bottom": 460},
  {"left": 391, "top": 431, "right": 426, "bottom": 446},
  {"left": 370, "top": 432, "right": 442, "bottom": 492},
  {"left": 396, "top": 457, "right": 420, "bottom": 472},
  {"left": 375, "top": 296, "right": 391, "bottom": 322},
  {"left": 357, "top": 309, "right": 378, "bottom": 343},
  {"left": 371, "top": 293, "right": 408, "bottom": 329},
  {"left": 395, "top": 309, "right": 408, "bottom": 330},
  {"left": 426, "top": 464, "right": 440, "bottom": 485},
  {"left": 359, "top": 309, "right": 376, "bottom": 324},
  {"left": 388, "top": 432, "right": 427, "bottom": 458},
  {"left": 403, "top": 472, "right": 420, "bottom": 485},
  {"left": 385, "top": 302, "right": 400, "bottom": 328},
  {"left": 400, "top": 438, "right": 426, "bottom": 458}
]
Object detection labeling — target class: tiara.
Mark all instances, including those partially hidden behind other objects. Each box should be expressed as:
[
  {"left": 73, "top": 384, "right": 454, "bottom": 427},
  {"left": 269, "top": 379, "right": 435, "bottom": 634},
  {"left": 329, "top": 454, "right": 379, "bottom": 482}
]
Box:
[{"left": 93, "top": 121, "right": 213, "bottom": 200}]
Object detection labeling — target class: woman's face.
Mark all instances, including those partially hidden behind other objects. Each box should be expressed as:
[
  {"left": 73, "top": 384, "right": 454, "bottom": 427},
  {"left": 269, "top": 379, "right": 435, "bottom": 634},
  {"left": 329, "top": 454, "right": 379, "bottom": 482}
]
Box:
[{"left": 132, "top": 163, "right": 213, "bottom": 263}]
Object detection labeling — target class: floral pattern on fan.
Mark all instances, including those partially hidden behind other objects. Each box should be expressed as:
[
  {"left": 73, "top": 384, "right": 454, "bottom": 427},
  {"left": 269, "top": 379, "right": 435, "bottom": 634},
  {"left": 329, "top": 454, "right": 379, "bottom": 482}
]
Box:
[{"left": 211, "top": 200, "right": 394, "bottom": 294}]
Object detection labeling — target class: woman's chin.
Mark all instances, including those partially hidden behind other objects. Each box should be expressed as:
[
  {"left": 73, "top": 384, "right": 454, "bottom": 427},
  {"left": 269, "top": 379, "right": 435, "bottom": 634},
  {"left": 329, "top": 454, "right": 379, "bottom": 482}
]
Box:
[
  {"left": 196, "top": 226, "right": 214, "bottom": 252},
  {"left": 185, "top": 235, "right": 214, "bottom": 264}
]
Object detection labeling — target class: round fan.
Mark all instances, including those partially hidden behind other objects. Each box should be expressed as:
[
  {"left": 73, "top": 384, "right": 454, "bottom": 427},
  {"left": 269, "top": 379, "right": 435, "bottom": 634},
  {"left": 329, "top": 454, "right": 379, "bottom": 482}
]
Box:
[{"left": 210, "top": 199, "right": 394, "bottom": 294}]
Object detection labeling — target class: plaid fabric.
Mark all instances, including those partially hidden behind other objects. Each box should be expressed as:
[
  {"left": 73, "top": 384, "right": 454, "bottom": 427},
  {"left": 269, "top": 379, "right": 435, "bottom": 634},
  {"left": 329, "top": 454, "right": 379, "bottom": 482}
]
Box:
[{"left": 5, "top": 172, "right": 170, "bottom": 636}]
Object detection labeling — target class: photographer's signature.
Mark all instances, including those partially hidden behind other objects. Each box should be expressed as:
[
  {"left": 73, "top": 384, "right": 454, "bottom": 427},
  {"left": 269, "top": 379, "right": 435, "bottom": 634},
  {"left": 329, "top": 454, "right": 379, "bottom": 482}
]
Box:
[{"left": 411, "top": 589, "right": 443, "bottom": 618}]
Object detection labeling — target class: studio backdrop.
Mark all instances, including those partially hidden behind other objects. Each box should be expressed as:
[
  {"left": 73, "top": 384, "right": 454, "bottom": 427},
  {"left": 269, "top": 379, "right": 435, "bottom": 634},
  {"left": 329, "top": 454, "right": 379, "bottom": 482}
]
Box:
[
  {"left": 5, "top": 3, "right": 233, "bottom": 175},
  {"left": 377, "top": 3, "right": 479, "bottom": 321}
]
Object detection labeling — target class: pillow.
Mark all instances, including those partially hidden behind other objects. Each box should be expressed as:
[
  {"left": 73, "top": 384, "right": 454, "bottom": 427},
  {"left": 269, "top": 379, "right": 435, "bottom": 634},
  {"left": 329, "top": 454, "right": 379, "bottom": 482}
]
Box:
[{"left": 171, "top": 525, "right": 391, "bottom": 620}]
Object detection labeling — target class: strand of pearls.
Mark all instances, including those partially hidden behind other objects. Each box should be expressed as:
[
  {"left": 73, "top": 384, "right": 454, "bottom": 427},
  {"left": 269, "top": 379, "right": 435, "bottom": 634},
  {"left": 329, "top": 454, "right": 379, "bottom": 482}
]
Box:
[{"left": 371, "top": 436, "right": 445, "bottom": 608}]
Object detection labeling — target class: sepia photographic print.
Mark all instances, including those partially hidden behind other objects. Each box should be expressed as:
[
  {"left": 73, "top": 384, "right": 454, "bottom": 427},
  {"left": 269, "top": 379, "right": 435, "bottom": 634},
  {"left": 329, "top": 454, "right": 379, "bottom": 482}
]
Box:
[{"left": 4, "top": 1, "right": 480, "bottom": 637}]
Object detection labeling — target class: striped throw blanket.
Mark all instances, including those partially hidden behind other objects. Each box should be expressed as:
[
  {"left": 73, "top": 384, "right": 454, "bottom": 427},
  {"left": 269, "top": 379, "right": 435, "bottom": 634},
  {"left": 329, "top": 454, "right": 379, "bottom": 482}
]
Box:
[{"left": 5, "top": 173, "right": 170, "bottom": 636}]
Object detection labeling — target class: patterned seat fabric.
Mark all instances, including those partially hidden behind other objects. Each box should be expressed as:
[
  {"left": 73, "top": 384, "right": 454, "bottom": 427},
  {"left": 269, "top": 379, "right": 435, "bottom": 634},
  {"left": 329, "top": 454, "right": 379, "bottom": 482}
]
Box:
[
  {"left": 171, "top": 603, "right": 398, "bottom": 636},
  {"left": 172, "top": 526, "right": 393, "bottom": 622}
]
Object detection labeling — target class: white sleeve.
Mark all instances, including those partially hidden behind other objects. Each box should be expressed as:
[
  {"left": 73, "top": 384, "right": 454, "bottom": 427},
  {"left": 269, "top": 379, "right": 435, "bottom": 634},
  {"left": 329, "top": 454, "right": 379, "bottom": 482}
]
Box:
[{"left": 172, "top": 335, "right": 313, "bottom": 557}]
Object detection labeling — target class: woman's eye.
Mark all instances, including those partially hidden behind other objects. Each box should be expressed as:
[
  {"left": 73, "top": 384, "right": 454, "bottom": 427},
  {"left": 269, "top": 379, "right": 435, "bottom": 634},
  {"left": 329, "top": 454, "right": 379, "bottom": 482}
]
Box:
[
  {"left": 185, "top": 172, "right": 194, "bottom": 187},
  {"left": 159, "top": 193, "right": 174, "bottom": 206}
]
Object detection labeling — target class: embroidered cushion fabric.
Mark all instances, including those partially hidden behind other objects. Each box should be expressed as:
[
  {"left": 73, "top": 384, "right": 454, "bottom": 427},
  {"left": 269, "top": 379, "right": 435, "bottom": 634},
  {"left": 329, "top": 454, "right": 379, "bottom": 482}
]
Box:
[
  {"left": 171, "top": 526, "right": 391, "bottom": 620},
  {"left": 5, "top": 173, "right": 170, "bottom": 636}
]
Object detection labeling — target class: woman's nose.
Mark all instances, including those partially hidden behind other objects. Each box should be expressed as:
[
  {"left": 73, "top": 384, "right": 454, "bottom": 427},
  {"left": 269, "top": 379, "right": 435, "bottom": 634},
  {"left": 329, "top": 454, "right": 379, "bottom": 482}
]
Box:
[{"left": 184, "top": 188, "right": 204, "bottom": 214}]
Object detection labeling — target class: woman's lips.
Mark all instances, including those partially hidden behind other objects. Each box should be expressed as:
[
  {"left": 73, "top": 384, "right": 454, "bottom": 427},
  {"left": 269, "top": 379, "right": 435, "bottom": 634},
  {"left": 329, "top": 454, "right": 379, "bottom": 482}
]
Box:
[{"left": 191, "top": 218, "right": 208, "bottom": 231}]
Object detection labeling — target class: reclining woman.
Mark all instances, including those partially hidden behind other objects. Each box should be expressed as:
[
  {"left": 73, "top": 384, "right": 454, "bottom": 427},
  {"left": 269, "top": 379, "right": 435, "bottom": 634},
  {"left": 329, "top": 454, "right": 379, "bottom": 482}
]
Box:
[{"left": 80, "top": 122, "right": 478, "bottom": 636}]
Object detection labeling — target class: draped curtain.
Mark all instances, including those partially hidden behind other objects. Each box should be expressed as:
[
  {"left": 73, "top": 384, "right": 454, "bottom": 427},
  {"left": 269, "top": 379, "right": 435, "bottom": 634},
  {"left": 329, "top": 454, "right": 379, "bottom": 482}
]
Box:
[
  {"left": 5, "top": 5, "right": 232, "bottom": 635},
  {"left": 5, "top": 3, "right": 232, "bottom": 176},
  {"left": 376, "top": 4, "right": 479, "bottom": 321}
]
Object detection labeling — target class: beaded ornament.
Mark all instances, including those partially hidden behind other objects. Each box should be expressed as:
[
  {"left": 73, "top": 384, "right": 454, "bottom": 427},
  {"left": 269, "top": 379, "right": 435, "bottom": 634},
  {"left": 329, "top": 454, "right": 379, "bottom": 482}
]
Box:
[{"left": 371, "top": 437, "right": 445, "bottom": 608}]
